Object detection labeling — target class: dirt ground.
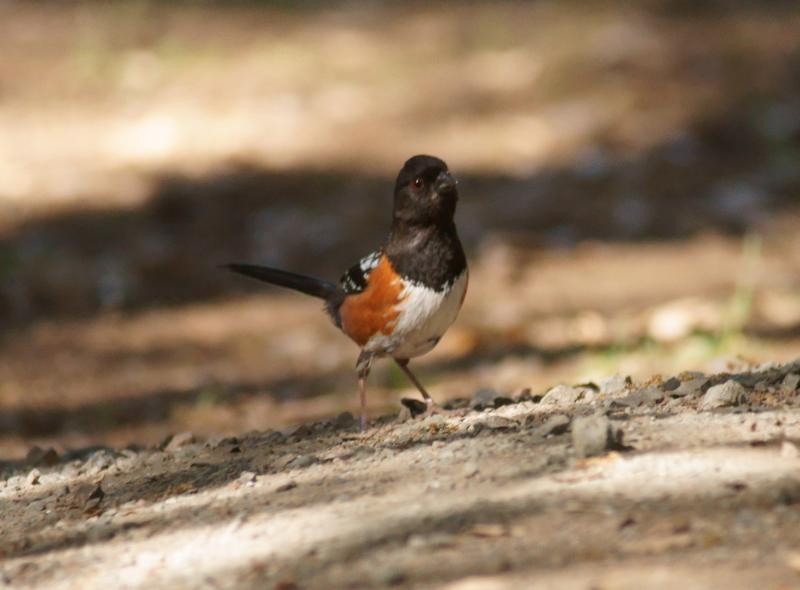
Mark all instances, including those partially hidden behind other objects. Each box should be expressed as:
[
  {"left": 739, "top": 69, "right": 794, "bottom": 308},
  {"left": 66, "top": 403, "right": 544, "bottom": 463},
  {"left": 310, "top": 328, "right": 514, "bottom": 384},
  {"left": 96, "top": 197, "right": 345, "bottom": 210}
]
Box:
[
  {"left": 2, "top": 361, "right": 800, "bottom": 589},
  {"left": 2, "top": 2, "right": 800, "bottom": 588}
]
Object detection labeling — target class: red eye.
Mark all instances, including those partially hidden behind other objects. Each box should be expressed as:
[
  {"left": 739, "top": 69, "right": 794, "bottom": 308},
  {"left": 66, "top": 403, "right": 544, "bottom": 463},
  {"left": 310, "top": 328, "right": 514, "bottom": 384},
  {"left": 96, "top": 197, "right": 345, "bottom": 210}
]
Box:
[{"left": 412, "top": 177, "right": 424, "bottom": 189}]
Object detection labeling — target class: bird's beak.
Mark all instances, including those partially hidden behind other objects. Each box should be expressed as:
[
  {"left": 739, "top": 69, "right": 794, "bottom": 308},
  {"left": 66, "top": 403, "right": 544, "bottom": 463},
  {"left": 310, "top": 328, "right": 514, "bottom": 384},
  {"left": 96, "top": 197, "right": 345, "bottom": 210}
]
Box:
[{"left": 435, "top": 171, "right": 458, "bottom": 195}]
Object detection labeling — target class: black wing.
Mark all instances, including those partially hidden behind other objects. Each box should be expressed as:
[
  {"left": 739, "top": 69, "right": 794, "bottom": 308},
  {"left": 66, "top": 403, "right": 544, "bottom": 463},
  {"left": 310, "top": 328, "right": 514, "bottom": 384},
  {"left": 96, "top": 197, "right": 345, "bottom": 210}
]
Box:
[
  {"left": 339, "top": 250, "right": 382, "bottom": 295},
  {"left": 326, "top": 250, "right": 382, "bottom": 326}
]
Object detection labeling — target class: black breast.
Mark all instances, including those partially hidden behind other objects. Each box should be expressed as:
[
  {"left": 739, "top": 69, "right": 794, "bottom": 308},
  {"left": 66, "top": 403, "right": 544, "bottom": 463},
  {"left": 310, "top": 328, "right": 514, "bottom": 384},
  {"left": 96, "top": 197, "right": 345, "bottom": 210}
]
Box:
[{"left": 385, "top": 224, "right": 466, "bottom": 292}]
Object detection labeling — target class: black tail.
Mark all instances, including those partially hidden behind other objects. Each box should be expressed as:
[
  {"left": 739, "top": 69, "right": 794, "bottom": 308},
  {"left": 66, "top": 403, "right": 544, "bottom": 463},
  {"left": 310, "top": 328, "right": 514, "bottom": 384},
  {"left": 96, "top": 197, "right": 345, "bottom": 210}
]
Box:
[{"left": 223, "top": 263, "right": 337, "bottom": 300}]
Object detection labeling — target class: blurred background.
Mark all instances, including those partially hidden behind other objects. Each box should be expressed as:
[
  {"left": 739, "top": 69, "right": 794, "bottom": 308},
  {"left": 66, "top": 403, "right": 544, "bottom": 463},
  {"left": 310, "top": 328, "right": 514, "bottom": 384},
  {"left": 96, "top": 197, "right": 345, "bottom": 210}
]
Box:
[{"left": 1, "top": 0, "right": 800, "bottom": 458}]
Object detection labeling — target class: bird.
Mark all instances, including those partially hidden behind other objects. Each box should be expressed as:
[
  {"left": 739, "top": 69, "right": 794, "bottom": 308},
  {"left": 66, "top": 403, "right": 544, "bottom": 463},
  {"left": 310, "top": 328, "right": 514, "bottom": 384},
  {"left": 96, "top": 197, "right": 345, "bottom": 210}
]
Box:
[{"left": 225, "top": 155, "right": 468, "bottom": 431}]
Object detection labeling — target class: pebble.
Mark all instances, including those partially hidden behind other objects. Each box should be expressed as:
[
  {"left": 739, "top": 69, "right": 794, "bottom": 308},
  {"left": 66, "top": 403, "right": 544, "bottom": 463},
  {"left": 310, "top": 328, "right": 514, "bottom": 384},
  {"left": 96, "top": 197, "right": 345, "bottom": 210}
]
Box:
[
  {"left": 482, "top": 415, "right": 517, "bottom": 430},
  {"left": 288, "top": 454, "right": 317, "bottom": 469},
  {"left": 471, "top": 388, "right": 513, "bottom": 410},
  {"left": 332, "top": 411, "right": 357, "bottom": 430},
  {"left": 276, "top": 480, "right": 297, "bottom": 492},
  {"left": 238, "top": 471, "right": 257, "bottom": 484},
  {"left": 670, "top": 376, "right": 709, "bottom": 398},
  {"left": 598, "top": 374, "right": 632, "bottom": 396},
  {"left": 612, "top": 387, "right": 664, "bottom": 408},
  {"left": 164, "top": 432, "right": 196, "bottom": 451},
  {"left": 26, "top": 446, "right": 59, "bottom": 467},
  {"left": 471, "top": 388, "right": 499, "bottom": 409},
  {"left": 782, "top": 373, "right": 800, "bottom": 393},
  {"left": 662, "top": 377, "right": 681, "bottom": 391},
  {"left": 534, "top": 414, "right": 571, "bottom": 437},
  {"left": 699, "top": 380, "right": 747, "bottom": 410},
  {"left": 541, "top": 385, "right": 586, "bottom": 406},
  {"left": 572, "top": 415, "right": 616, "bottom": 458},
  {"left": 26, "top": 468, "right": 41, "bottom": 486},
  {"left": 400, "top": 398, "right": 428, "bottom": 418}
]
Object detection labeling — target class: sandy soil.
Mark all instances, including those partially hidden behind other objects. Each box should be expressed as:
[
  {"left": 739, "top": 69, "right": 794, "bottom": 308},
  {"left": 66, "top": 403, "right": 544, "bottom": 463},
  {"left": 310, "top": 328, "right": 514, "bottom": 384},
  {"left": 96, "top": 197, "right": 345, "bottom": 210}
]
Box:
[
  {"left": 2, "top": 3, "right": 800, "bottom": 587},
  {"left": 2, "top": 361, "right": 800, "bottom": 589}
]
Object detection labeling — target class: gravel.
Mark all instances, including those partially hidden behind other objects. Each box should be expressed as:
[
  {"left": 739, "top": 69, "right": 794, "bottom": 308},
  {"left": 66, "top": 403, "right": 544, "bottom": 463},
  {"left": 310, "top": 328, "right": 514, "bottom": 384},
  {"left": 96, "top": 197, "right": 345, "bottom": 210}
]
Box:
[
  {"left": 541, "top": 385, "right": 587, "bottom": 406},
  {"left": 670, "top": 376, "right": 709, "bottom": 398},
  {"left": 699, "top": 380, "right": 748, "bottom": 410},
  {"left": 3, "top": 362, "right": 800, "bottom": 590},
  {"left": 572, "top": 415, "right": 617, "bottom": 458}
]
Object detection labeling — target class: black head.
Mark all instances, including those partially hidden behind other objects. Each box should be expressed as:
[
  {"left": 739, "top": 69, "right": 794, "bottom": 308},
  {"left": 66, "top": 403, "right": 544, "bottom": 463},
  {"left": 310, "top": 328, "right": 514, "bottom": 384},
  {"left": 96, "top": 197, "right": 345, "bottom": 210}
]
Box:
[{"left": 392, "top": 154, "right": 458, "bottom": 227}]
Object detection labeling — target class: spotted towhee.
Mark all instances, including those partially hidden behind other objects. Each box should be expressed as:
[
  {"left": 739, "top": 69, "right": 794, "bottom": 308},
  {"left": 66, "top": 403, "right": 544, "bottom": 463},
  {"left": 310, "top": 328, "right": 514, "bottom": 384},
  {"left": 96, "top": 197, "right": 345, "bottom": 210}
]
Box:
[{"left": 226, "top": 155, "right": 467, "bottom": 430}]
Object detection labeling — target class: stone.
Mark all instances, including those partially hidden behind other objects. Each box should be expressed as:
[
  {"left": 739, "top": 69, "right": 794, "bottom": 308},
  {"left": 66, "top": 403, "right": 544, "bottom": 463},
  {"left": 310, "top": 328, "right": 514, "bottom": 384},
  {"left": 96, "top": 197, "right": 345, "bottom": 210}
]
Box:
[
  {"left": 482, "top": 415, "right": 517, "bottom": 430},
  {"left": 400, "top": 398, "right": 428, "bottom": 417},
  {"left": 26, "top": 468, "right": 41, "bottom": 486},
  {"left": 283, "top": 424, "right": 312, "bottom": 438},
  {"left": 612, "top": 387, "right": 664, "bottom": 408},
  {"left": 471, "top": 388, "right": 513, "bottom": 409},
  {"left": 534, "top": 414, "right": 571, "bottom": 437},
  {"left": 599, "top": 374, "right": 632, "bottom": 396},
  {"left": 238, "top": 471, "right": 257, "bottom": 484},
  {"left": 572, "top": 415, "right": 615, "bottom": 458},
  {"left": 85, "top": 450, "right": 118, "bottom": 475},
  {"left": 662, "top": 377, "right": 681, "bottom": 391},
  {"left": 541, "top": 385, "right": 586, "bottom": 406},
  {"left": 288, "top": 454, "right": 316, "bottom": 469},
  {"left": 670, "top": 376, "right": 709, "bottom": 398},
  {"left": 782, "top": 373, "right": 800, "bottom": 393},
  {"left": 26, "top": 446, "right": 59, "bottom": 467},
  {"left": 163, "top": 432, "right": 196, "bottom": 451},
  {"left": 699, "top": 380, "right": 747, "bottom": 410},
  {"left": 471, "top": 388, "right": 498, "bottom": 409},
  {"left": 276, "top": 480, "right": 297, "bottom": 492},
  {"left": 332, "top": 411, "right": 357, "bottom": 430}
]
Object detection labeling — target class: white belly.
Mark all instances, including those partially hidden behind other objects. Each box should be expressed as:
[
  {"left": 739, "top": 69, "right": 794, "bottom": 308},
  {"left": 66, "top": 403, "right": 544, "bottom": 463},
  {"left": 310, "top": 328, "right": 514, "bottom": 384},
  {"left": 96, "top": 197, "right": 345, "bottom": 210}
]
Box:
[{"left": 364, "top": 270, "right": 468, "bottom": 358}]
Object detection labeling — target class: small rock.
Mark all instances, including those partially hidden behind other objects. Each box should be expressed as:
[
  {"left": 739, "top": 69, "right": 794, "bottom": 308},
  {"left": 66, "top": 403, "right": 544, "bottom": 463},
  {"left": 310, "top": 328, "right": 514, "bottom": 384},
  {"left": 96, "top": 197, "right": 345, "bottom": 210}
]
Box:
[
  {"left": 572, "top": 415, "right": 617, "bottom": 458},
  {"left": 661, "top": 377, "right": 681, "bottom": 391},
  {"left": 163, "top": 432, "right": 196, "bottom": 452},
  {"left": 598, "top": 374, "right": 632, "bottom": 396},
  {"left": 84, "top": 483, "right": 105, "bottom": 513},
  {"left": 396, "top": 404, "right": 413, "bottom": 423},
  {"left": 670, "top": 376, "right": 709, "bottom": 398},
  {"left": 612, "top": 387, "right": 664, "bottom": 408},
  {"left": 541, "top": 385, "right": 586, "bottom": 406},
  {"left": 288, "top": 454, "right": 316, "bottom": 469},
  {"left": 534, "top": 414, "right": 571, "bottom": 437},
  {"left": 730, "top": 373, "right": 760, "bottom": 388},
  {"left": 471, "top": 387, "right": 499, "bottom": 409},
  {"left": 26, "top": 446, "right": 59, "bottom": 467},
  {"left": 332, "top": 411, "right": 357, "bottom": 430},
  {"left": 276, "top": 480, "right": 297, "bottom": 492},
  {"left": 274, "top": 454, "right": 297, "bottom": 469},
  {"left": 515, "top": 387, "right": 534, "bottom": 401},
  {"left": 206, "top": 436, "right": 238, "bottom": 450},
  {"left": 482, "top": 415, "right": 517, "bottom": 430},
  {"left": 401, "top": 398, "right": 428, "bottom": 417},
  {"left": 282, "top": 424, "right": 312, "bottom": 438},
  {"left": 238, "top": 471, "right": 257, "bottom": 484},
  {"left": 26, "top": 468, "right": 41, "bottom": 486},
  {"left": 782, "top": 373, "right": 800, "bottom": 393},
  {"left": 699, "top": 380, "right": 747, "bottom": 410}
]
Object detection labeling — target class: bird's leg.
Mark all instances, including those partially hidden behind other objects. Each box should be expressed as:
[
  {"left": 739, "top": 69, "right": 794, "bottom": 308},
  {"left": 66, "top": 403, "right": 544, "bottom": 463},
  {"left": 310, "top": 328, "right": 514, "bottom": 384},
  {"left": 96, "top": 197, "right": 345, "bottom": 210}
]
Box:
[
  {"left": 394, "top": 358, "right": 433, "bottom": 402},
  {"left": 356, "top": 350, "right": 374, "bottom": 431},
  {"left": 394, "top": 358, "right": 465, "bottom": 418}
]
